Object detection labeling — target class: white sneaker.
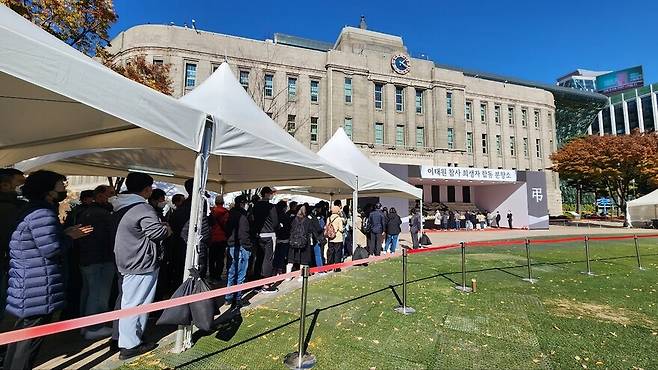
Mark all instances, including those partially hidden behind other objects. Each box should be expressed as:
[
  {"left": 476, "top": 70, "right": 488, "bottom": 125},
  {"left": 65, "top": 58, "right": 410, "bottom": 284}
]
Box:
[{"left": 83, "top": 326, "right": 113, "bottom": 341}]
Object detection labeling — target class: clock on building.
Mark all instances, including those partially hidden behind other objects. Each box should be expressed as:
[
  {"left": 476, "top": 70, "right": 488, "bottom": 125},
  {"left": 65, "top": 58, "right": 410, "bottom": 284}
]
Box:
[{"left": 391, "top": 54, "right": 411, "bottom": 74}]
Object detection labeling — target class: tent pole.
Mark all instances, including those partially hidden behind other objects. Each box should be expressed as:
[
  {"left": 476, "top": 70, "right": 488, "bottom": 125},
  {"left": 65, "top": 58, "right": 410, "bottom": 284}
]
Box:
[
  {"left": 352, "top": 176, "right": 359, "bottom": 253},
  {"left": 174, "top": 117, "right": 214, "bottom": 353},
  {"left": 420, "top": 188, "right": 424, "bottom": 236}
]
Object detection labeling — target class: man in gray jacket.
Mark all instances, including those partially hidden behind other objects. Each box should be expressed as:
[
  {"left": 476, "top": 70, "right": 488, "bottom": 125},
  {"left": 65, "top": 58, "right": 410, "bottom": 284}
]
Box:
[{"left": 112, "top": 172, "right": 171, "bottom": 360}]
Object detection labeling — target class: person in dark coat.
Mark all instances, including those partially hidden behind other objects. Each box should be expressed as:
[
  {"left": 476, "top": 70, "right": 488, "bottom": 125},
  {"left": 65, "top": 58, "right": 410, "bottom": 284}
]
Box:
[
  {"left": 410, "top": 208, "right": 422, "bottom": 249},
  {"left": 5, "top": 171, "right": 92, "bottom": 370},
  {"left": 0, "top": 169, "right": 25, "bottom": 325},
  {"left": 367, "top": 203, "right": 386, "bottom": 256},
  {"left": 209, "top": 196, "right": 229, "bottom": 281},
  {"left": 287, "top": 204, "right": 319, "bottom": 268},
  {"left": 384, "top": 208, "right": 402, "bottom": 254},
  {"left": 273, "top": 200, "right": 291, "bottom": 274},
  {"left": 507, "top": 210, "right": 513, "bottom": 229},
  {"left": 495, "top": 211, "right": 502, "bottom": 228},
  {"left": 225, "top": 195, "right": 252, "bottom": 309},
  {"left": 251, "top": 187, "right": 279, "bottom": 292},
  {"left": 76, "top": 185, "right": 116, "bottom": 340}
]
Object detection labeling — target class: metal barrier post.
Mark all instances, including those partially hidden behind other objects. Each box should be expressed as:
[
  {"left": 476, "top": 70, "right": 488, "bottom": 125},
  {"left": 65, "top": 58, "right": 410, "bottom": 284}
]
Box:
[
  {"left": 455, "top": 241, "right": 472, "bottom": 292},
  {"left": 634, "top": 235, "right": 645, "bottom": 271},
  {"left": 581, "top": 236, "right": 595, "bottom": 276},
  {"left": 395, "top": 248, "right": 416, "bottom": 314},
  {"left": 522, "top": 239, "right": 537, "bottom": 283},
  {"left": 284, "top": 266, "right": 316, "bottom": 369}
]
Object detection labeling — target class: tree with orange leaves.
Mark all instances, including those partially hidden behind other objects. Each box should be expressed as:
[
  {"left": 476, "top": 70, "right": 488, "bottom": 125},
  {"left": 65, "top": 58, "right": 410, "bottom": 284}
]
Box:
[
  {"left": 2, "top": 0, "right": 172, "bottom": 95},
  {"left": 551, "top": 132, "right": 658, "bottom": 219}
]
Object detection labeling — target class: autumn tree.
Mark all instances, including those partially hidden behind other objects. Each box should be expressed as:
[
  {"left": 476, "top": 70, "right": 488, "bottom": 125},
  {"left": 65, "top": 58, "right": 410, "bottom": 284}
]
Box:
[
  {"left": 2, "top": 0, "right": 172, "bottom": 95},
  {"left": 550, "top": 132, "right": 658, "bottom": 219}
]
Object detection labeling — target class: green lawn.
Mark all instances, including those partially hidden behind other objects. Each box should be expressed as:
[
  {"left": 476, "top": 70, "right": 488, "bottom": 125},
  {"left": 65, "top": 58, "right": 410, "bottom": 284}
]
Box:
[{"left": 125, "top": 235, "right": 658, "bottom": 369}]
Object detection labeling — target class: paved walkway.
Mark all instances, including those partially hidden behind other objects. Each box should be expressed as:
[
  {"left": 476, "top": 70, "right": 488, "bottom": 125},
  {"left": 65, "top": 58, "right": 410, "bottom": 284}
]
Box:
[{"left": 31, "top": 225, "right": 656, "bottom": 369}]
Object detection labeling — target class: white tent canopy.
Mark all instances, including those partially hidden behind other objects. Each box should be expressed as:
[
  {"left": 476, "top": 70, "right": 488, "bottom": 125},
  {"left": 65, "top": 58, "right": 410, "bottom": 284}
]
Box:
[
  {"left": 14, "top": 62, "right": 356, "bottom": 192},
  {"left": 627, "top": 189, "right": 658, "bottom": 226},
  {"left": 305, "top": 128, "right": 422, "bottom": 199},
  {"left": 0, "top": 5, "right": 207, "bottom": 167}
]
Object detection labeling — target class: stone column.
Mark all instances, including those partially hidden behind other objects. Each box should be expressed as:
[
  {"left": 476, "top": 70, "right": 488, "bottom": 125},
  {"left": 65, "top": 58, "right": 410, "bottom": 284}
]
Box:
[{"left": 597, "top": 111, "right": 604, "bottom": 136}]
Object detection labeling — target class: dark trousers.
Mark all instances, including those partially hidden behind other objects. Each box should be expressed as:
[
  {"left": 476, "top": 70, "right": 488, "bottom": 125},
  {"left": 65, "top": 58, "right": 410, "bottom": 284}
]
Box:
[
  {"left": 327, "top": 242, "right": 344, "bottom": 266},
  {"left": 4, "top": 314, "right": 53, "bottom": 370},
  {"left": 112, "top": 274, "right": 123, "bottom": 341},
  {"left": 411, "top": 231, "right": 420, "bottom": 249},
  {"left": 368, "top": 233, "right": 383, "bottom": 256},
  {"left": 209, "top": 241, "right": 227, "bottom": 279},
  {"left": 258, "top": 237, "right": 275, "bottom": 278},
  {"left": 508, "top": 220, "right": 513, "bottom": 229}
]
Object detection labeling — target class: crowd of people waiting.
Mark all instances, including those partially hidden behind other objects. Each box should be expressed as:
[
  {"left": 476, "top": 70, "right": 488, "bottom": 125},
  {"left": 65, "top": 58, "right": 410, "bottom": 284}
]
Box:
[
  {"left": 0, "top": 168, "right": 425, "bottom": 369},
  {"left": 430, "top": 209, "right": 514, "bottom": 231}
]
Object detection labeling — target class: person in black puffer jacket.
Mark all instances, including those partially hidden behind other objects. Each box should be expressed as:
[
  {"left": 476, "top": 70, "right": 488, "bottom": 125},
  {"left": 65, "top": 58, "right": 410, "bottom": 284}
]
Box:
[{"left": 384, "top": 208, "right": 402, "bottom": 254}]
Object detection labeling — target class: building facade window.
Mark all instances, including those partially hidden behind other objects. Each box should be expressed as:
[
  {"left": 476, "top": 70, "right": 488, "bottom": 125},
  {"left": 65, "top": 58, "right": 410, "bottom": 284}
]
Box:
[
  {"left": 184, "top": 63, "right": 197, "bottom": 88},
  {"left": 415, "top": 89, "right": 423, "bottom": 114},
  {"left": 510, "top": 136, "right": 516, "bottom": 156},
  {"left": 239, "top": 71, "right": 249, "bottom": 90},
  {"left": 508, "top": 107, "right": 515, "bottom": 125},
  {"left": 481, "top": 133, "right": 488, "bottom": 154},
  {"left": 523, "top": 137, "right": 529, "bottom": 157},
  {"left": 548, "top": 112, "right": 553, "bottom": 128},
  {"left": 374, "top": 83, "right": 383, "bottom": 109},
  {"left": 310, "top": 80, "right": 319, "bottom": 102},
  {"left": 480, "top": 103, "right": 487, "bottom": 123},
  {"left": 375, "top": 122, "right": 384, "bottom": 144},
  {"left": 310, "top": 117, "right": 318, "bottom": 143},
  {"left": 494, "top": 105, "right": 501, "bottom": 124},
  {"left": 447, "top": 128, "right": 455, "bottom": 149},
  {"left": 466, "top": 132, "right": 473, "bottom": 153},
  {"left": 465, "top": 101, "right": 472, "bottom": 121},
  {"left": 287, "top": 114, "right": 296, "bottom": 135},
  {"left": 264, "top": 74, "right": 273, "bottom": 97},
  {"left": 287, "top": 76, "right": 297, "bottom": 100},
  {"left": 153, "top": 58, "right": 164, "bottom": 66},
  {"left": 396, "top": 125, "right": 405, "bottom": 146},
  {"left": 446, "top": 92, "right": 453, "bottom": 115},
  {"left": 535, "top": 138, "right": 542, "bottom": 158},
  {"left": 534, "top": 110, "right": 540, "bottom": 128},
  {"left": 463, "top": 186, "right": 471, "bottom": 203},
  {"left": 495, "top": 135, "right": 502, "bottom": 156},
  {"left": 447, "top": 186, "right": 456, "bottom": 203},
  {"left": 344, "top": 118, "right": 353, "bottom": 139},
  {"left": 416, "top": 127, "right": 424, "bottom": 147},
  {"left": 521, "top": 108, "right": 527, "bottom": 126},
  {"left": 344, "top": 77, "right": 352, "bottom": 103},
  {"left": 395, "top": 86, "right": 404, "bottom": 112}
]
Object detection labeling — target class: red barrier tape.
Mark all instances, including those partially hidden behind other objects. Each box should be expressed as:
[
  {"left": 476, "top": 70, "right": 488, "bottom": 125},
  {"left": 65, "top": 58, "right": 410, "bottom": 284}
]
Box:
[
  {"left": 407, "top": 244, "right": 460, "bottom": 254},
  {"left": 0, "top": 251, "right": 396, "bottom": 346},
  {"left": 1, "top": 233, "right": 655, "bottom": 346}
]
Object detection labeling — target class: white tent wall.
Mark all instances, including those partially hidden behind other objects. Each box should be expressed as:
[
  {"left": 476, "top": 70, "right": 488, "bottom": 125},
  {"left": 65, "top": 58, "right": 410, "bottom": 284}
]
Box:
[
  {"left": 474, "top": 184, "right": 529, "bottom": 228},
  {"left": 627, "top": 189, "right": 658, "bottom": 227}
]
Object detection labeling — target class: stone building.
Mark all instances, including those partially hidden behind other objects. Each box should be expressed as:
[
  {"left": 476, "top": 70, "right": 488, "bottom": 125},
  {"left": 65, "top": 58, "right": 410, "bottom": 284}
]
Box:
[{"left": 108, "top": 19, "right": 566, "bottom": 216}]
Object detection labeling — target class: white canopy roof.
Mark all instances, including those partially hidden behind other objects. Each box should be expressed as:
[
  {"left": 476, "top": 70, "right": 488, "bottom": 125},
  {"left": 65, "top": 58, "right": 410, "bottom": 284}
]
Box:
[
  {"left": 627, "top": 189, "right": 658, "bottom": 226},
  {"left": 311, "top": 128, "right": 422, "bottom": 199},
  {"left": 0, "top": 5, "right": 207, "bottom": 166},
  {"left": 3, "top": 7, "right": 355, "bottom": 192}
]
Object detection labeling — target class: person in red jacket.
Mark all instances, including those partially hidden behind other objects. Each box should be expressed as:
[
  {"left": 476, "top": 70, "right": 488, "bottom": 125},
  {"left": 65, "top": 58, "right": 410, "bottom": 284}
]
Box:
[{"left": 209, "top": 196, "right": 229, "bottom": 282}]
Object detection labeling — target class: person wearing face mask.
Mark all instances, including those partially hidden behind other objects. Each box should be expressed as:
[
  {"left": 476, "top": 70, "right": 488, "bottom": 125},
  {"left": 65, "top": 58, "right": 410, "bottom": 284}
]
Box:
[
  {"left": 5, "top": 171, "right": 92, "bottom": 370},
  {"left": 112, "top": 172, "right": 171, "bottom": 360},
  {"left": 74, "top": 185, "right": 116, "bottom": 340},
  {"left": 148, "top": 189, "right": 167, "bottom": 222}
]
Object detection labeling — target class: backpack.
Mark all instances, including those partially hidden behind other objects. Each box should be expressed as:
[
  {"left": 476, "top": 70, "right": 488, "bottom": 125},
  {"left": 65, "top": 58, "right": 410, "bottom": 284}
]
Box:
[
  {"left": 324, "top": 215, "right": 337, "bottom": 240},
  {"left": 353, "top": 246, "right": 369, "bottom": 262},
  {"left": 289, "top": 217, "right": 308, "bottom": 249}
]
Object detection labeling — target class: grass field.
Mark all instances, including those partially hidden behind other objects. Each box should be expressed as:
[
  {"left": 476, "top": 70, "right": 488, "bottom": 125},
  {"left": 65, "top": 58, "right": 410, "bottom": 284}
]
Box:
[{"left": 125, "top": 235, "right": 658, "bottom": 369}]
